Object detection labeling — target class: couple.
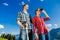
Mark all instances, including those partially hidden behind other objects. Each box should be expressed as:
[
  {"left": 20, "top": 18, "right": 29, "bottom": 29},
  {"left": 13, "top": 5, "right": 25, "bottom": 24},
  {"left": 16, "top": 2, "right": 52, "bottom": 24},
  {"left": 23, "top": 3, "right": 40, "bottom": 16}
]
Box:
[{"left": 17, "top": 4, "right": 50, "bottom": 40}]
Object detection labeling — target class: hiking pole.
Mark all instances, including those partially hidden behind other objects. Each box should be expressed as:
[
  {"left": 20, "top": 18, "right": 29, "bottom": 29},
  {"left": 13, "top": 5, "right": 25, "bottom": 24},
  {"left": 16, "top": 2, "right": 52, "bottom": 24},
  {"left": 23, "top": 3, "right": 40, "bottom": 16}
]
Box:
[{"left": 26, "top": 27, "right": 29, "bottom": 40}]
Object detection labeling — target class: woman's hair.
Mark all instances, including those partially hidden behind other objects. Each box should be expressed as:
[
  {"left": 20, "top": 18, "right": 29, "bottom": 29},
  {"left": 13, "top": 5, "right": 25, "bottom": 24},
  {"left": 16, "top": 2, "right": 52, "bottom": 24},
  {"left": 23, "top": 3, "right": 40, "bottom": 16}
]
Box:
[
  {"left": 35, "top": 8, "right": 43, "bottom": 14},
  {"left": 40, "top": 8, "right": 43, "bottom": 11}
]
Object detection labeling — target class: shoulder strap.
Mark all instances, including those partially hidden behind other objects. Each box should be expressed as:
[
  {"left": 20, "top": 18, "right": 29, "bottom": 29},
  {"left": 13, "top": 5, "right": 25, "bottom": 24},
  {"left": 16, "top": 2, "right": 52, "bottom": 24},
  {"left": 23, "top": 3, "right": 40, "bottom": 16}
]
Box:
[{"left": 29, "top": 15, "right": 32, "bottom": 23}]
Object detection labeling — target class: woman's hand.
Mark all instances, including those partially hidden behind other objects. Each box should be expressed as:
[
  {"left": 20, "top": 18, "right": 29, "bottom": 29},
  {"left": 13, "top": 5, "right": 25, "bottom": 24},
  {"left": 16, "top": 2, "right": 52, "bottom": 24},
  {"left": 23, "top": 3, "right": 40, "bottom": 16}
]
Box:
[
  {"left": 42, "top": 10, "right": 46, "bottom": 13},
  {"left": 42, "top": 10, "right": 50, "bottom": 17},
  {"left": 34, "top": 33, "right": 39, "bottom": 40}
]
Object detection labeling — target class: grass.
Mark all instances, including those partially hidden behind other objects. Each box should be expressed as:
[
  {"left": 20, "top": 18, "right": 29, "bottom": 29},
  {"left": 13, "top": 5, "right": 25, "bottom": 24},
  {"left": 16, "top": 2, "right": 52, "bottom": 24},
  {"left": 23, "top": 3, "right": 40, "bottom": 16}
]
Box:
[{"left": 0, "top": 37, "right": 8, "bottom": 40}]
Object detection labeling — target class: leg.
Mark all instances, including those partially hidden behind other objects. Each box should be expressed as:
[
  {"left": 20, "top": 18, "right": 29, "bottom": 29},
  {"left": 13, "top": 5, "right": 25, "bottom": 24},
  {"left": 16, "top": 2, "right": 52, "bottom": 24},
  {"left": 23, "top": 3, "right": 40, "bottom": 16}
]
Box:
[
  {"left": 28, "top": 29, "right": 33, "bottom": 40},
  {"left": 38, "top": 34, "right": 45, "bottom": 40},
  {"left": 19, "top": 29, "right": 22, "bottom": 40},
  {"left": 21, "top": 34, "right": 26, "bottom": 40},
  {"left": 45, "top": 32, "right": 50, "bottom": 40},
  {"left": 44, "top": 27, "right": 50, "bottom": 40},
  {"left": 21, "top": 28, "right": 27, "bottom": 40}
]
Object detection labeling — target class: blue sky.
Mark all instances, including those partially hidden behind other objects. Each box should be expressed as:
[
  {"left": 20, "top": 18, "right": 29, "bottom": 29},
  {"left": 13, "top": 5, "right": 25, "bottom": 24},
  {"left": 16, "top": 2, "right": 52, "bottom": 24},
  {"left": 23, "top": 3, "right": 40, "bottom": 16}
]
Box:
[{"left": 0, "top": 0, "right": 60, "bottom": 35}]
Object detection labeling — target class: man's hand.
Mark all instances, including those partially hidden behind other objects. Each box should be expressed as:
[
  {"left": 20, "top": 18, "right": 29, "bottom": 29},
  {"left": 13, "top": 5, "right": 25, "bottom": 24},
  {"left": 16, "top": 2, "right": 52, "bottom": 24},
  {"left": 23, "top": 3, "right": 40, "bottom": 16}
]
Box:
[
  {"left": 25, "top": 22, "right": 28, "bottom": 27},
  {"left": 17, "top": 20, "right": 24, "bottom": 28},
  {"left": 20, "top": 25, "right": 24, "bottom": 28}
]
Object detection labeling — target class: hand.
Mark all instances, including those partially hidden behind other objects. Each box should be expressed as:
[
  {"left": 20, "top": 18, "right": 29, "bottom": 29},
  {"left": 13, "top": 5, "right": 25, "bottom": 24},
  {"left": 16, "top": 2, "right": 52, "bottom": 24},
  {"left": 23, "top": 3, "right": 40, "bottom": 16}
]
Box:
[
  {"left": 25, "top": 22, "right": 28, "bottom": 27},
  {"left": 42, "top": 10, "right": 46, "bottom": 14},
  {"left": 36, "top": 36, "right": 39, "bottom": 40},
  {"left": 35, "top": 33, "right": 39, "bottom": 40},
  {"left": 17, "top": 20, "right": 24, "bottom": 28},
  {"left": 42, "top": 10, "right": 49, "bottom": 17},
  {"left": 21, "top": 25, "right": 24, "bottom": 28}
]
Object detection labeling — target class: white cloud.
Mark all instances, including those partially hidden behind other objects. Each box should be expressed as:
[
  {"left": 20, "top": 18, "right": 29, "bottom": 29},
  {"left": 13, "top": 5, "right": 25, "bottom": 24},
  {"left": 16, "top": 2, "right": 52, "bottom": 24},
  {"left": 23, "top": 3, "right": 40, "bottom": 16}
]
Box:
[
  {"left": 46, "top": 24, "right": 60, "bottom": 30},
  {"left": 46, "top": 24, "right": 52, "bottom": 27},
  {"left": 21, "top": 1, "right": 25, "bottom": 5},
  {"left": 1, "top": 32, "right": 5, "bottom": 34},
  {"left": 54, "top": 24, "right": 59, "bottom": 29},
  {"left": 0, "top": 34, "right": 1, "bottom": 36},
  {"left": 40, "top": 0, "right": 44, "bottom": 2},
  {"left": 10, "top": 32, "right": 19, "bottom": 35},
  {"left": 46, "top": 24, "right": 52, "bottom": 31},
  {"left": 0, "top": 32, "right": 5, "bottom": 36},
  {"left": 0, "top": 24, "right": 4, "bottom": 29},
  {"left": 54, "top": 24, "right": 58, "bottom": 27},
  {"left": 3, "top": 3, "right": 8, "bottom": 6},
  {"left": 28, "top": 0, "right": 30, "bottom": 2}
]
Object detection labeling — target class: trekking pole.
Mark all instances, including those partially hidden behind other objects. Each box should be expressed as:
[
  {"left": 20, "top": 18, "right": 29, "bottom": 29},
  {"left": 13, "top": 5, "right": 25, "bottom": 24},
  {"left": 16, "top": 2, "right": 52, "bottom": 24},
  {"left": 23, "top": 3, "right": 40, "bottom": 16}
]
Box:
[{"left": 26, "top": 27, "right": 29, "bottom": 40}]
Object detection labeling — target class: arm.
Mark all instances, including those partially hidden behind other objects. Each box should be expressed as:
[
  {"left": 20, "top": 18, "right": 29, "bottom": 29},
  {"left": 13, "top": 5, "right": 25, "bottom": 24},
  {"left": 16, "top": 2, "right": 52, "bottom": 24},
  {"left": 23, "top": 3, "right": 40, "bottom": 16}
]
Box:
[
  {"left": 32, "top": 18, "right": 39, "bottom": 40},
  {"left": 42, "top": 10, "right": 50, "bottom": 21},
  {"left": 17, "top": 20, "right": 24, "bottom": 28},
  {"left": 17, "top": 12, "right": 24, "bottom": 28}
]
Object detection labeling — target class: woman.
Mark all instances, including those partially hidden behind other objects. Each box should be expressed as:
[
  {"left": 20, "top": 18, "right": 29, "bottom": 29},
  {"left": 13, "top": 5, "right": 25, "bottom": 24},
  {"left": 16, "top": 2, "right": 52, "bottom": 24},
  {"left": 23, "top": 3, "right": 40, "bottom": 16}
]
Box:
[{"left": 32, "top": 8, "right": 50, "bottom": 40}]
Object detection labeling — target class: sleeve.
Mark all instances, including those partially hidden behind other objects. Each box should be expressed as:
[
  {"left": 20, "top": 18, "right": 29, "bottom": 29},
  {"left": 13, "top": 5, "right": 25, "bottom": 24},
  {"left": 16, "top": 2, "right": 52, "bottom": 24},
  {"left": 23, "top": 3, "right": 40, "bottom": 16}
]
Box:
[
  {"left": 43, "top": 17, "right": 50, "bottom": 21},
  {"left": 32, "top": 18, "right": 36, "bottom": 33},
  {"left": 17, "top": 12, "right": 22, "bottom": 22}
]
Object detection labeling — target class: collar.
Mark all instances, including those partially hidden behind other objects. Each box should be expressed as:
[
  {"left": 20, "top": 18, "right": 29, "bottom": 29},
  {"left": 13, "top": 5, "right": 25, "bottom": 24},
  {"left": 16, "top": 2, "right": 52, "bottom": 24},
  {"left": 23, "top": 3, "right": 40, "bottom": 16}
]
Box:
[{"left": 23, "top": 10, "right": 27, "bottom": 14}]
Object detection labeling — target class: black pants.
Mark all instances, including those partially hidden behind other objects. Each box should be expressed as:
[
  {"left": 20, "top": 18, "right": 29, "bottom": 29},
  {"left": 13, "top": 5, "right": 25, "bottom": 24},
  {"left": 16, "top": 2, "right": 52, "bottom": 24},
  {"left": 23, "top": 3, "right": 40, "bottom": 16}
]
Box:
[{"left": 28, "top": 29, "right": 33, "bottom": 40}]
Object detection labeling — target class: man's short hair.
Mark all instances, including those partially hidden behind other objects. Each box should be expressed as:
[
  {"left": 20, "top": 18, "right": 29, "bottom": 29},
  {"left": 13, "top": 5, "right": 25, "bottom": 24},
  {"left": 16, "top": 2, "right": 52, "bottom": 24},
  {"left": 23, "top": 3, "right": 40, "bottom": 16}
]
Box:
[{"left": 23, "top": 4, "right": 28, "bottom": 7}]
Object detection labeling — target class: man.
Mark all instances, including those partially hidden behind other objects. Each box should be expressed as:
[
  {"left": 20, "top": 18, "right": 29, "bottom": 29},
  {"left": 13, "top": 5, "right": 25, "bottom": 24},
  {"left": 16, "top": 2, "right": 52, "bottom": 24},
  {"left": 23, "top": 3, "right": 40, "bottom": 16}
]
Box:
[
  {"left": 17, "top": 4, "right": 32, "bottom": 40},
  {"left": 32, "top": 8, "right": 50, "bottom": 40}
]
